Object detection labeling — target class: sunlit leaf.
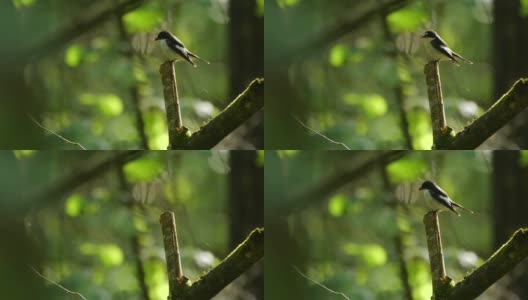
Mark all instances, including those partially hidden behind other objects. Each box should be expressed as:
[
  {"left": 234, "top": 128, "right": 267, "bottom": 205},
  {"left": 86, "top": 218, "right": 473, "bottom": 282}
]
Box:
[
  {"left": 123, "top": 7, "right": 163, "bottom": 32},
  {"left": 387, "top": 6, "right": 427, "bottom": 32},
  {"left": 521, "top": 151, "right": 528, "bottom": 167},
  {"left": 256, "top": 0, "right": 264, "bottom": 15},
  {"left": 13, "top": 0, "right": 36, "bottom": 8},
  {"left": 79, "top": 93, "right": 123, "bottom": 116},
  {"left": 329, "top": 44, "right": 347, "bottom": 67},
  {"left": 65, "top": 193, "right": 83, "bottom": 217},
  {"left": 387, "top": 157, "right": 428, "bottom": 183},
  {"left": 328, "top": 193, "right": 346, "bottom": 217},
  {"left": 65, "top": 44, "right": 83, "bottom": 67},
  {"left": 343, "top": 243, "right": 387, "bottom": 266},
  {"left": 344, "top": 93, "right": 387, "bottom": 117},
  {"left": 277, "top": 0, "right": 301, "bottom": 8},
  {"left": 124, "top": 157, "right": 164, "bottom": 182},
  {"left": 521, "top": 0, "right": 528, "bottom": 16}
]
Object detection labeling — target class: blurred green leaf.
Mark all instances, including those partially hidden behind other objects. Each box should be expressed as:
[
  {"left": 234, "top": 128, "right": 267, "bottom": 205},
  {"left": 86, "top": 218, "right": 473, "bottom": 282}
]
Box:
[
  {"left": 124, "top": 157, "right": 163, "bottom": 182},
  {"left": 521, "top": 151, "right": 528, "bottom": 167},
  {"left": 13, "top": 0, "right": 36, "bottom": 8},
  {"left": 65, "top": 193, "right": 83, "bottom": 217},
  {"left": 387, "top": 156, "right": 428, "bottom": 182},
  {"left": 65, "top": 44, "right": 83, "bottom": 67},
  {"left": 277, "top": 0, "right": 301, "bottom": 8},
  {"left": 387, "top": 6, "right": 427, "bottom": 32},
  {"left": 328, "top": 193, "right": 346, "bottom": 217},
  {"left": 80, "top": 93, "right": 123, "bottom": 116},
  {"left": 343, "top": 243, "right": 387, "bottom": 266},
  {"left": 521, "top": 0, "right": 528, "bottom": 16},
  {"left": 256, "top": 0, "right": 264, "bottom": 15},
  {"left": 123, "top": 7, "right": 163, "bottom": 32},
  {"left": 80, "top": 243, "right": 123, "bottom": 266},
  {"left": 329, "top": 44, "right": 347, "bottom": 67},
  {"left": 344, "top": 93, "right": 387, "bottom": 117}
]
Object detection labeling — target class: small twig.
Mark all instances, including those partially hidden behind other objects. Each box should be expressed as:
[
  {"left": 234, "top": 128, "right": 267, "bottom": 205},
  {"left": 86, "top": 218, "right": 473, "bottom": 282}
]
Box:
[
  {"left": 292, "top": 265, "right": 350, "bottom": 300},
  {"left": 29, "top": 265, "right": 87, "bottom": 300},
  {"left": 27, "top": 114, "right": 86, "bottom": 150},
  {"left": 291, "top": 115, "right": 351, "bottom": 150}
]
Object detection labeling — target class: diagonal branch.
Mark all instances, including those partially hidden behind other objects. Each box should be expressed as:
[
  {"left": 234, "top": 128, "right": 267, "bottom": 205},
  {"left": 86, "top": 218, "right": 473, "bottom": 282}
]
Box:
[
  {"left": 285, "top": 151, "right": 407, "bottom": 216},
  {"left": 29, "top": 151, "right": 144, "bottom": 207},
  {"left": 285, "top": 0, "right": 411, "bottom": 59},
  {"left": 28, "top": 0, "right": 145, "bottom": 61},
  {"left": 179, "top": 78, "right": 264, "bottom": 149},
  {"left": 183, "top": 228, "right": 264, "bottom": 300},
  {"left": 445, "top": 78, "right": 528, "bottom": 149},
  {"left": 449, "top": 227, "right": 528, "bottom": 300}
]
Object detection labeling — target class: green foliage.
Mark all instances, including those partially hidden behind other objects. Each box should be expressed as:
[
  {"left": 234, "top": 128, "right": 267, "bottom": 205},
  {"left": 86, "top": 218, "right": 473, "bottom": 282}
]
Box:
[
  {"left": 521, "top": 0, "right": 528, "bottom": 16},
  {"left": 344, "top": 93, "right": 388, "bottom": 117},
  {"left": 328, "top": 193, "right": 346, "bottom": 217},
  {"left": 387, "top": 155, "right": 428, "bottom": 183},
  {"left": 80, "top": 93, "right": 124, "bottom": 116},
  {"left": 343, "top": 243, "right": 387, "bottom": 267},
  {"left": 277, "top": 0, "right": 301, "bottom": 8},
  {"left": 123, "top": 6, "right": 163, "bottom": 32},
  {"left": 521, "top": 150, "right": 528, "bottom": 167},
  {"left": 387, "top": 3, "right": 427, "bottom": 32},
  {"left": 124, "top": 155, "right": 164, "bottom": 182}
]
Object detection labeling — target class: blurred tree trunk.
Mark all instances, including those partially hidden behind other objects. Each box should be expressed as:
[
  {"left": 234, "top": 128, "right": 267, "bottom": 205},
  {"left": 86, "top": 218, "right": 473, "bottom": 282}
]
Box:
[
  {"left": 0, "top": 2, "right": 45, "bottom": 148},
  {"left": 228, "top": 151, "right": 263, "bottom": 299},
  {"left": 492, "top": 151, "right": 528, "bottom": 298},
  {"left": 493, "top": 0, "right": 528, "bottom": 147},
  {"left": 228, "top": 0, "right": 264, "bottom": 148}
]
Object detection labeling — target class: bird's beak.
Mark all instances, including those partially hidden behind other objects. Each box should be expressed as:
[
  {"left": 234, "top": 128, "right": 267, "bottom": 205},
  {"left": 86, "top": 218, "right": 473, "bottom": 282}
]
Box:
[
  {"left": 421, "top": 33, "right": 427, "bottom": 38},
  {"left": 154, "top": 37, "right": 160, "bottom": 41},
  {"left": 418, "top": 186, "right": 424, "bottom": 190}
]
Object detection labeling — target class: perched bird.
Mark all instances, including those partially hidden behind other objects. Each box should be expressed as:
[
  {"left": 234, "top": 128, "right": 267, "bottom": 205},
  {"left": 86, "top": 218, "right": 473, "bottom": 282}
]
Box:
[
  {"left": 419, "top": 180, "right": 473, "bottom": 216},
  {"left": 154, "top": 30, "right": 209, "bottom": 67},
  {"left": 422, "top": 30, "right": 473, "bottom": 66}
]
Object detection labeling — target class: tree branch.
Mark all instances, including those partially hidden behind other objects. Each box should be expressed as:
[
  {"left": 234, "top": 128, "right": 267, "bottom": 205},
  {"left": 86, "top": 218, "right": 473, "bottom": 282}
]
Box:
[
  {"left": 449, "top": 227, "right": 528, "bottom": 300},
  {"left": 423, "top": 213, "right": 528, "bottom": 299},
  {"left": 182, "top": 228, "right": 264, "bottom": 300},
  {"left": 29, "top": 0, "right": 145, "bottom": 61},
  {"left": 445, "top": 78, "right": 528, "bottom": 149},
  {"left": 424, "top": 62, "right": 451, "bottom": 149},
  {"left": 423, "top": 211, "right": 451, "bottom": 299},
  {"left": 159, "top": 61, "right": 185, "bottom": 149},
  {"left": 179, "top": 78, "right": 264, "bottom": 149},
  {"left": 29, "top": 151, "right": 144, "bottom": 207},
  {"left": 285, "top": 151, "right": 407, "bottom": 216},
  {"left": 286, "top": 0, "right": 411, "bottom": 59},
  {"left": 159, "top": 212, "right": 186, "bottom": 298}
]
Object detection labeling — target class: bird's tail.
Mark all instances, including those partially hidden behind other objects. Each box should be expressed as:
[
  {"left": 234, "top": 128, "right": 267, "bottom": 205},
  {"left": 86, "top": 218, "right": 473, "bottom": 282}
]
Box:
[
  {"left": 188, "top": 51, "right": 210, "bottom": 64},
  {"left": 451, "top": 201, "right": 474, "bottom": 214},
  {"left": 453, "top": 52, "right": 473, "bottom": 64}
]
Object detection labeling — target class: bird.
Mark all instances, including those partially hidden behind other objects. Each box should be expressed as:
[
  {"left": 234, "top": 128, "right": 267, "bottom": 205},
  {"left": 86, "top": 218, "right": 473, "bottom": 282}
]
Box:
[
  {"left": 419, "top": 180, "right": 473, "bottom": 216},
  {"left": 422, "top": 30, "right": 473, "bottom": 66},
  {"left": 154, "top": 30, "right": 209, "bottom": 67}
]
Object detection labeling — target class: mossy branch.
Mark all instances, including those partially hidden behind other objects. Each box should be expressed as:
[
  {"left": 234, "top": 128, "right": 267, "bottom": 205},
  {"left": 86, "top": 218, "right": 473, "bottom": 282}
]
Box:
[
  {"left": 423, "top": 212, "right": 528, "bottom": 299},
  {"left": 445, "top": 78, "right": 528, "bottom": 149},
  {"left": 184, "top": 78, "right": 264, "bottom": 149},
  {"left": 182, "top": 228, "right": 264, "bottom": 300},
  {"left": 424, "top": 62, "right": 528, "bottom": 149},
  {"left": 449, "top": 228, "right": 528, "bottom": 299}
]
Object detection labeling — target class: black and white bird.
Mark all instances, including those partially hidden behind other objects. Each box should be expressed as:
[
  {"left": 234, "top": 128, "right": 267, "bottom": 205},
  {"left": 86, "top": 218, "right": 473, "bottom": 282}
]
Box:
[
  {"left": 419, "top": 180, "right": 473, "bottom": 216},
  {"left": 155, "top": 30, "right": 209, "bottom": 67},
  {"left": 422, "top": 31, "right": 473, "bottom": 66}
]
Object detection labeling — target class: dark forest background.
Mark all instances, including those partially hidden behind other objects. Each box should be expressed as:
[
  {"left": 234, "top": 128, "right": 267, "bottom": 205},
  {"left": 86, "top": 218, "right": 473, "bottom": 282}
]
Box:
[
  {"left": 0, "top": 0, "right": 263, "bottom": 149},
  {"left": 265, "top": 150, "right": 528, "bottom": 299},
  {"left": 265, "top": 0, "right": 528, "bottom": 149}
]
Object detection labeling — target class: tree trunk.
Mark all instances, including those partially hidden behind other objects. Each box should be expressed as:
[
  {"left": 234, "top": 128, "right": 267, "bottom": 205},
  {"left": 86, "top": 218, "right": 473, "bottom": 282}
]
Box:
[{"left": 492, "top": 151, "right": 528, "bottom": 298}]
